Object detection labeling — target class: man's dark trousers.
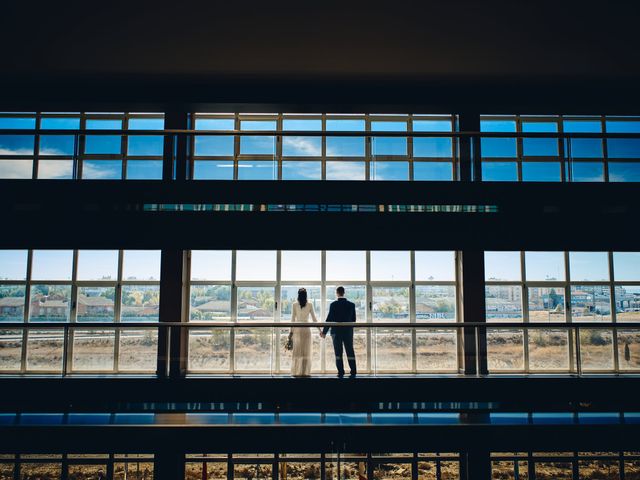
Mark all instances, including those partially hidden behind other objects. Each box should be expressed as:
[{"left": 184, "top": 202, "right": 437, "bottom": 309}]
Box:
[{"left": 332, "top": 329, "right": 356, "bottom": 376}]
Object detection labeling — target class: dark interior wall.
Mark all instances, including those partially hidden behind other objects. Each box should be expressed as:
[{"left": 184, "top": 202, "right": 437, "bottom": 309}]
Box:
[{"left": 2, "top": 0, "right": 640, "bottom": 112}]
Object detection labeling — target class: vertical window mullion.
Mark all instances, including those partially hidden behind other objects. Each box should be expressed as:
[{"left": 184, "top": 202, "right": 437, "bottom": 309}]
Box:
[
  {"left": 122, "top": 114, "right": 129, "bottom": 180},
  {"left": 602, "top": 115, "right": 610, "bottom": 182},
  {"left": 66, "top": 250, "right": 79, "bottom": 375},
  {"left": 32, "top": 113, "right": 41, "bottom": 179},
  {"left": 565, "top": 251, "right": 576, "bottom": 373},
  {"left": 230, "top": 250, "right": 237, "bottom": 373},
  {"left": 275, "top": 250, "right": 282, "bottom": 374},
  {"left": 408, "top": 114, "right": 414, "bottom": 181},
  {"left": 321, "top": 250, "right": 327, "bottom": 373},
  {"left": 277, "top": 114, "right": 283, "bottom": 181},
  {"left": 20, "top": 250, "right": 33, "bottom": 373},
  {"left": 410, "top": 250, "right": 417, "bottom": 373},
  {"left": 521, "top": 251, "right": 530, "bottom": 373},
  {"left": 114, "top": 249, "right": 125, "bottom": 373},
  {"left": 366, "top": 250, "right": 372, "bottom": 373},
  {"left": 365, "top": 115, "right": 371, "bottom": 181},
  {"left": 609, "top": 250, "right": 620, "bottom": 373}
]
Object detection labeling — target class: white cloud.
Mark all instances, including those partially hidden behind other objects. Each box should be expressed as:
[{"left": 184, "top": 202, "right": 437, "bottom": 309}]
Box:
[
  {"left": 0, "top": 147, "right": 33, "bottom": 155},
  {"left": 0, "top": 159, "right": 32, "bottom": 178},
  {"left": 282, "top": 137, "right": 321, "bottom": 156}
]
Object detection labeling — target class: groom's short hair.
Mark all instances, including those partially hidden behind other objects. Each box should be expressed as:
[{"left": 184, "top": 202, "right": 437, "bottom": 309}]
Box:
[{"left": 336, "top": 286, "right": 345, "bottom": 296}]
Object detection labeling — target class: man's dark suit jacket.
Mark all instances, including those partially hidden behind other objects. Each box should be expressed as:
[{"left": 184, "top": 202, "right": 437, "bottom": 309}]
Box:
[{"left": 323, "top": 297, "right": 356, "bottom": 335}]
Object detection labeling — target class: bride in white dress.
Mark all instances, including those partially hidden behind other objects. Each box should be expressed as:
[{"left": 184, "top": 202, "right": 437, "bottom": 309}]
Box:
[{"left": 288, "top": 288, "right": 321, "bottom": 377}]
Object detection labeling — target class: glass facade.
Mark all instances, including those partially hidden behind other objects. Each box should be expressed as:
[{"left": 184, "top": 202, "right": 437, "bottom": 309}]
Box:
[
  {"left": 485, "top": 251, "right": 640, "bottom": 372},
  {"left": 0, "top": 249, "right": 161, "bottom": 373},
  {"left": 188, "top": 250, "right": 458, "bottom": 374}
]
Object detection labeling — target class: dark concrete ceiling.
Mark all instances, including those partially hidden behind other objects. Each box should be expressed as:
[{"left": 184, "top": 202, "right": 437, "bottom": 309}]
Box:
[{"left": 2, "top": 0, "right": 640, "bottom": 112}]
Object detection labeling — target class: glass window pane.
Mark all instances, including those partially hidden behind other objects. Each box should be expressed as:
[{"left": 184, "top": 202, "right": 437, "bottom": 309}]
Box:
[
  {"left": 372, "top": 287, "right": 410, "bottom": 322},
  {"left": 190, "top": 250, "right": 232, "bottom": 281},
  {"left": 615, "top": 285, "right": 640, "bottom": 322},
  {"left": 26, "top": 330, "right": 64, "bottom": 371},
  {"left": 568, "top": 138, "right": 603, "bottom": 158},
  {"left": 413, "top": 162, "right": 453, "bottom": 181},
  {"left": 528, "top": 287, "right": 565, "bottom": 322},
  {"left": 609, "top": 162, "right": 640, "bottom": 182},
  {"left": 77, "top": 250, "right": 119, "bottom": 280},
  {"left": 29, "top": 285, "right": 71, "bottom": 322},
  {"left": 0, "top": 285, "right": 25, "bottom": 322},
  {"left": 121, "top": 285, "right": 160, "bottom": 322},
  {"left": 40, "top": 117, "right": 80, "bottom": 129},
  {"left": 371, "top": 251, "right": 410, "bottom": 281},
  {"left": 38, "top": 160, "right": 73, "bottom": 179},
  {"left": 564, "top": 120, "right": 602, "bottom": 132},
  {"left": 84, "top": 136, "right": 122, "bottom": 155},
  {"left": 371, "top": 122, "right": 407, "bottom": 156},
  {"left": 122, "top": 250, "right": 161, "bottom": 281},
  {"left": 0, "top": 250, "right": 28, "bottom": 280},
  {"left": 607, "top": 139, "right": 640, "bottom": 159},
  {"left": 196, "top": 118, "right": 235, "bottom": 130},
  {"left": 126, "top": 160, "right": 163, "bottom": 179},
  {"left": 82, "top": 160, "right": 122, "bottom": 179},
  {"left": 193, "top": 160, "right": 234, "bottom": 179},
  {"left": 86, "top": 119, "right": 121, "bottom": 130},
  {"left": 482, "top": 162, "right": 518, "bottom": 181},
  {"left": 481, "top": 139, "right": 517, "bottom": 158},
  {"left": 236, "top": 250, "right": 276, "bottom": 281},
  {"left": 326, "top": 119, "right": 365, "bottom": 157},
  {"left": 188, "top": 327, "right": 230, "bottom": 371},
  {"left": 282, "top": 161, "right": 322, "bottom": 180},
  {"left": 524, "top": 252, "right": 566, "bottom": 281},
  {"left": 416, "top": 285, "right": 456, "bottom": 321},
  {"left": 281, "top": 250, "right": 321, "bottom": 281},
  {"left": 326, "top": 251, "right": 366, "bottom": 281},
  {"left": 128, "top": 117, "right": 164, "bottom": 130},
  {"left": 484, "top": 251, "right": 521, "bottom": 281},
  {"left": 614, "top": 252, "right": 640, "bottom": 281},
  {"left": 415, "top": 251, "right": 455, "bottom": 281},
  {"left": 522, "top": 162, "right": 561, "bottom": 182},
  {"left": 282, "top": 119, "right": 321, "bottom": 157},
  {"left": 481, "top": 119, "right": 516, "bottom": 132},
  {"left": 522, "top": 121, "right": 559, "bottom": 157},
  {"left": 485, "top": 286, "right": 523, "bottom": 321},
  {"left": 326, "top": 284, "right": 367, "bottom": 321},
  {"left": 237, "top": 286, "right": 275, "bottom": 321},
  {"left": 326, "top": 161, "right": 365, "bottom": 180},
  {"left": 77, "top": 287, "right": 115, "bottom": 322},
  {"left": 371, "top": 161, "right": 409, "bottom": 180},
  {"left": 571, "top": 285, "right": 612, "bottom": 321},
  {"left": 606, "top": 119, "right": 640, "bottom": 132},
  {"left": 414, "top": 138, "right": 452, "bottom": 158},
  {"left": 0, "top": 135, "right": 34, "bottom": 155},
  {"left": 569, "top": 252, "right": 609, "bottom": 281},
  {"left": 40, "top": 135, "right": 75, "bottom": 156},
  {"left": 31, "top": 250, "right": 73, "bottom": 280},
  {"left": 569, "top": 162, "right": 604, "bottom": 182},
  {"left": 190, "top": 285, "right": 231, "bottom": 321},
  {"left": 240, "top": 120, "right": 276, "bottom": 155},
  {"left": 195, "top": 136, "right": 234, "bottom": 156},
  {"left": 127, "top": 136, "right": 163, "bottom": 156},
  {"left": 237, "top": 161, "right": 276, "bottom": 180},
  {"left": 0, "top": 117, "right": 35, "bottom": 129},
  {"left": 72, "top": 328, "right": 116, "bottom": 370},
  {"left": 0, "top": 159, "right": 32, "bottom": 178}
]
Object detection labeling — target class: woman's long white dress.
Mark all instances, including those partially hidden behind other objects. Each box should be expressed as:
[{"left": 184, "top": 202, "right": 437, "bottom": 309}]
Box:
[{"left": 290, "top": 301, "right": 319, "bottom": 376}]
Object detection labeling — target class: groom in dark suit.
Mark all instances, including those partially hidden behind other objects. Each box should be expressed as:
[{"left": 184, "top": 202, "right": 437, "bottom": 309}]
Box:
[{"left": 321, "top": 286, "right": 357, "bottom": 378}]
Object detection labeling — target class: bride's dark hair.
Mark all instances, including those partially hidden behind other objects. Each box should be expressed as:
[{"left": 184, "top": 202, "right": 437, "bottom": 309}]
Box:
[{"left": 297, "top": 288, "right": 308, "bottom": 308}]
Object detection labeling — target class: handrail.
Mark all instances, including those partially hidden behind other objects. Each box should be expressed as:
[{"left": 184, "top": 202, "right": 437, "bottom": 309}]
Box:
[
  {"left": 1, "top": 128, "right": 640, "bottom": 139},
  {"left": 1, "top": 321, "right": 637, "bottom": 328}
]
